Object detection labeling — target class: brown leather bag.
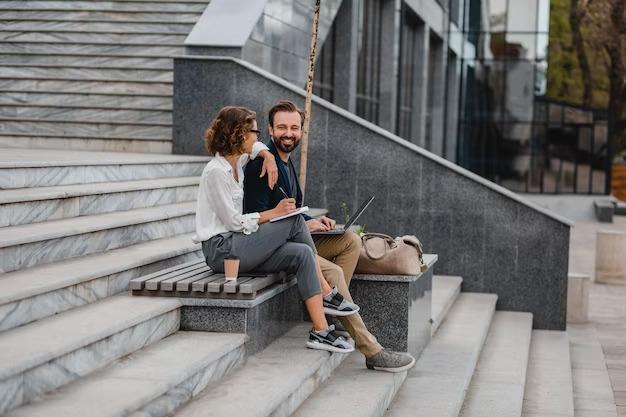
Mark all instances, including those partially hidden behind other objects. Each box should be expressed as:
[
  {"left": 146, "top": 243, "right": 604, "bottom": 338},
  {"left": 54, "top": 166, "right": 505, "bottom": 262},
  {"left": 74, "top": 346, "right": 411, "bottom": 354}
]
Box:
[{"left": 355, "top": 232, "right": 427, "bottom": 275}]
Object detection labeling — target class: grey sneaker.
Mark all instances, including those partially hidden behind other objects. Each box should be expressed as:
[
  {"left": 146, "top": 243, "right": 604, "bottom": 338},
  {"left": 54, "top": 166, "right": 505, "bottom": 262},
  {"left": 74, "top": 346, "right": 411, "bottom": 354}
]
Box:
[
  {"left": 326, "top": 317, "right": 351, "bottom": 339},
  {"left": 323, "top": 287, "right": 360, "bottom": 316},
  {"left": 307, "top": 324, "right": 355, "bottom": 353},
  {"left": 366, "top": 349, "right": 416, "bottom": 373}
]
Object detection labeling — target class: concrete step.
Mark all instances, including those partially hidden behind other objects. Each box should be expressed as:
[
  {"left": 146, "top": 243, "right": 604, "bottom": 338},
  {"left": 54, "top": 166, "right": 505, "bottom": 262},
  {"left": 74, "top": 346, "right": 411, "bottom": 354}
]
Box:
[
  {"left": 568, "top": 324, "right": 618, "bottom": 417},
  {"left": 0, "top": 106, "right": 171, "bottom": 124},
  {"left": 521, "top": 330, "right": 575, "bottom": 417},
  {"left": 0, "top": 134, "right": 172, "bottom": 153},
  {"left": 0, "top": 42, "right": 183, "bottom": 56},
  {"left": 431, "top": 275, "right": 462, "bottom": 334},
  {"left": 0, "top": 176, "right": 198, "bottom": 226},
  {"left": 5, "top": 331, "right": 245, "bottom": 417},
  {"left": 0, "top": 119, "right": 171, "bottom": 140},
  {"left": 0, "top": 1, "right": 208, "bottom": 13},
  {"left": 292, "top": 351, "right": 406, "bottom": 417},
  {"left": 0, "top": 148, "right": 207, "bottom": 188},
  {"left": 0, "top": 30, "right": 186, "bottom": 44},
  {"left": 0, "top": 91, "right": 171, "bottom": 110},
  {"left": 0, "top": 78, "right": 172, "bottom": 95},
  {"left": 0, "top": 20, "right": 193, "bottom": 34},
  {"left": 458, "top": 311, "right": 533, "bottom": 417},
  {"left": 173, "top": 323, "right": 348, "bottom": 417},
  {"left": 0, "top": 53, "right": 173, "bottom": 69},
  {"left": 0, "top": 233, "right": 200, "bottom": 331},
  {"left": 0, "top": 293, "right": 181, "bottom": 414},
  {"left": 0, "top": 65, "right": 172, "bottom": 82},
  {"left": 2, "top": 11, "right": 201, "bottom": 23},
  {"left": 385, "top": 293, "right": 498, "bottom": 417},
  {"left": 0, "top": 201, "right": 196, "bottom": 273}
]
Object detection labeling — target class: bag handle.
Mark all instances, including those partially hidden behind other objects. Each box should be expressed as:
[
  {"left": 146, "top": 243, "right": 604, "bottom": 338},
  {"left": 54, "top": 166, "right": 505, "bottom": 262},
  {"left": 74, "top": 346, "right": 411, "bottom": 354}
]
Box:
[{"left": 361, "top": 233, "right": 396, "bottom": 260}]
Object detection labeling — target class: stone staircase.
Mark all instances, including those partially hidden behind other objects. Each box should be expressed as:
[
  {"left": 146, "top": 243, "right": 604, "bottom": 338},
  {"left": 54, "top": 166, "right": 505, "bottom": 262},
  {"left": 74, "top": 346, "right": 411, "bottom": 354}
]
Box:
[{"left": 0, "top": 0, "right": 207, "bottom": 153}]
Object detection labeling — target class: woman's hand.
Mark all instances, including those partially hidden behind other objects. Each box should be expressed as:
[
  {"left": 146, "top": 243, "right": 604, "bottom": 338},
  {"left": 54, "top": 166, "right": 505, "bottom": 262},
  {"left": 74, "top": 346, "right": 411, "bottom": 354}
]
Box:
[
  {"left": 273, "top": 198, "right": 297, "bottom": 216},
  {"left": 259, "top": 151, "right": 278, "bottom": 190}
]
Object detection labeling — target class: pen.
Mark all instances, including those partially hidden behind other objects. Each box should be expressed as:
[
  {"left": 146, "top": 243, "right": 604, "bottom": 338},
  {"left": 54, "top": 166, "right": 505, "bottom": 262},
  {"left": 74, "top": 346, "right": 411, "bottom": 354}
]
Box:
[{"left": 278, "top": 186, "right": 290, "bottom": 199}]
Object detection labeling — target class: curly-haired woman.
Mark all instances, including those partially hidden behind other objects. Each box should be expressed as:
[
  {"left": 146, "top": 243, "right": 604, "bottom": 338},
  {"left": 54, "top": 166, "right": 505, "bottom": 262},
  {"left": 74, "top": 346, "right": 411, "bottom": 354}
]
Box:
[{"left": 193, "top": 106, "right": 357, "bottom": 353}]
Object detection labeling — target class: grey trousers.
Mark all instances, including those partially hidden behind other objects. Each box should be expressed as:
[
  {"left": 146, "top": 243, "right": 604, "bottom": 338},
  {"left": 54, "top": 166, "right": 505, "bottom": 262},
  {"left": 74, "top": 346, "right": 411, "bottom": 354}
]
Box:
[{"left": 202, "top": 215, "right": 322, "bottom": 300}]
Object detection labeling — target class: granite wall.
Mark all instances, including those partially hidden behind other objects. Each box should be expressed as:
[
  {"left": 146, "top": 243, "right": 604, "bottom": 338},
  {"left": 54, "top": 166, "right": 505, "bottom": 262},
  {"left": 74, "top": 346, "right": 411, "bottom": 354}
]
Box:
[{"left": 173, "top": 56, "right": 572, "bottom": 330}]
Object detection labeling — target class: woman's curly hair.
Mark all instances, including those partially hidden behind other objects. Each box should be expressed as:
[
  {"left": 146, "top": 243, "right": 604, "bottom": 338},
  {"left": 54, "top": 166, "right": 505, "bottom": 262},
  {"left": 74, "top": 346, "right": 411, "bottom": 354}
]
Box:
[{"left": 205, "top": 106, "right": 256, "bottom": 156}]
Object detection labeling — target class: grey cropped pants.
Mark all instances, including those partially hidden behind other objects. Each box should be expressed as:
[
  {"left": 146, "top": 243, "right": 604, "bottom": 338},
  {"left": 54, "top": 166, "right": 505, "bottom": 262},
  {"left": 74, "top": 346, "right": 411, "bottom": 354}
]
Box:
[{"left": 201, "top": 215, "right": 322, "bottom": 300}]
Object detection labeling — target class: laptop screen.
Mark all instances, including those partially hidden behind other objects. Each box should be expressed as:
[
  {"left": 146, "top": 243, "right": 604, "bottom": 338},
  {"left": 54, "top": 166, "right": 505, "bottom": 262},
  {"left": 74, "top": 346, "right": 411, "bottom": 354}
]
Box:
[{"left": 345, "top": 196, "right": 375, "bottom": 228}]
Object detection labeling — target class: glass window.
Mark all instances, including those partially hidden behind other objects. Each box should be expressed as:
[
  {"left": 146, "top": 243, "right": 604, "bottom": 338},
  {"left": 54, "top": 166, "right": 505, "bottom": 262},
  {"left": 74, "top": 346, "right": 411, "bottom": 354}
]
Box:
[
  {"left": 488, "top": 0, "right": 507, "bottom": 32},
  {"left": 507, "top": 0, "right": 538, "bottom": 32},
  {"left": 356, "top": 0, "right": 383, "bottom": 124}
]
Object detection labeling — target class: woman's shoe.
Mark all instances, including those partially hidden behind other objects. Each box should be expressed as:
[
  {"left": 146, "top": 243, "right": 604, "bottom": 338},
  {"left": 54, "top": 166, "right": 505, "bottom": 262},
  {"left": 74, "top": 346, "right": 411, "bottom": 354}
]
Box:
[
  {"left": 306, "top": 325, "right": 355, "bottom": 353},
  {"left": 323, "top": 287, "right": 360, "bottom": 316}
]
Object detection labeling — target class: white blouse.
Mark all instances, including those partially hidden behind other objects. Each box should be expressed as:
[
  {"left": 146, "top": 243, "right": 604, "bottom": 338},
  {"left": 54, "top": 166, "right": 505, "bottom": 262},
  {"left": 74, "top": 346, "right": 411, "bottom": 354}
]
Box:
[{"left": 192, "top": 141, "right": 269, "bottom": 243}]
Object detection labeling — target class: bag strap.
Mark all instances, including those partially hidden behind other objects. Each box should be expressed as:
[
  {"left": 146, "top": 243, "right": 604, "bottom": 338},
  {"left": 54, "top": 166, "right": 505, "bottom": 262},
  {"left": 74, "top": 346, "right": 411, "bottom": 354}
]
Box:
[
  {"left": 401, "top": 235, "right": 425, "bottom": 263},
  {"left": 361, "top": 233, "right": 396, "bottom": 260}
]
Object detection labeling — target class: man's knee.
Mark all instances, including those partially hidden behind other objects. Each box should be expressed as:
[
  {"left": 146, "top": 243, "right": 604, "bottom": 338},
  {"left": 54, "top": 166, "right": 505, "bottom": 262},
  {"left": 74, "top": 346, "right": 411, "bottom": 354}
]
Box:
[
  {"left": 344, "top": 231, "right": 362, "bottom": 252},
  {"left": 293, "top": 242, "right": 315, "bottom": 260}
]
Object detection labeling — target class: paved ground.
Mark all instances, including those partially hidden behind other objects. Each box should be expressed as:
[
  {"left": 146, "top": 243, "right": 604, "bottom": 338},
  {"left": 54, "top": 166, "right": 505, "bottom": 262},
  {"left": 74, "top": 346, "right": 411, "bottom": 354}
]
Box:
[{"left": 570, "top": 215, "right": 626, "bottom": 417}]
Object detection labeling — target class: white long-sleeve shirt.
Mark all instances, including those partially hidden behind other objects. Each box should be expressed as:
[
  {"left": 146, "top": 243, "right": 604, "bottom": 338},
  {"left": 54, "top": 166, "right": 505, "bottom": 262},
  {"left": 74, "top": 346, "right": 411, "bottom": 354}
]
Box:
[{"left": 192, "top": 141, "right": 269, "bottom": 243}]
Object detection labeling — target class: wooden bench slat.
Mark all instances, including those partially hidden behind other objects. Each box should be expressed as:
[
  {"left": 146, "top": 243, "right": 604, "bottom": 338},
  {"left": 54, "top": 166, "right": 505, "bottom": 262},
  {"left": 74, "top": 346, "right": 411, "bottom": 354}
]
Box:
[
  {"left": 192, "top": 274, "right": 224, "bottom": 292},
  {"left": 159, "top": 266, "right": 212, "bottom": 291},
  {"left": 144, "top": 264, "right": 207, "bottom": 291},
  {"left": 176, "top": 270, "right": 215, "bottom": 292},
  {"left": 239, "top": 273, "right": 283, "bottom": 295},
  {"left": 130, "top": 259, "right": 204, "bottom": 290},
  {"left": 207, "top": 277, "right": 228, "bottom": 293},
  {"left": 223, "top": 276, "right": 255, "bottom": 294}
]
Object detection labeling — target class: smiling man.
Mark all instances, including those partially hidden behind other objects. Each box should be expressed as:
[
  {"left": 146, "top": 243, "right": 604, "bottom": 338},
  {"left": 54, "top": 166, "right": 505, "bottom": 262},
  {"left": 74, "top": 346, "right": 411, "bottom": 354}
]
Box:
[{"left": 243, "top": 100, "right": 415, "bottom": 373}]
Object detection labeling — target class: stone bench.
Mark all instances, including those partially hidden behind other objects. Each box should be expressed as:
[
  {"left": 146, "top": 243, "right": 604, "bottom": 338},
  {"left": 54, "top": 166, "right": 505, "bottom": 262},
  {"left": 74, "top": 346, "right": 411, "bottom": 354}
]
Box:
[
  {"left": 596, "top": 230, "right": 626, "bottom": 284},
  {"left": 594, "top": 200, "right": 614, "bottom": 223},
  {"left": 130, "top": 259, "right": 300, "bottom": 353},
  {"left": 349, "top": 254, "right": 437, "bottom": 359},
  {"left": 567, "top": 273, "right": 591, "bottom": 323}
]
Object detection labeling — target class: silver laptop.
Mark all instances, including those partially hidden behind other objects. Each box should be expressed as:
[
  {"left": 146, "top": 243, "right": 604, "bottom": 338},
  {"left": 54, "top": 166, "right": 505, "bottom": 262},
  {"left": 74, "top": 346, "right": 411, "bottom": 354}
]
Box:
[{"left": 311, "top": 196, "right": 375, "bottom": 236}]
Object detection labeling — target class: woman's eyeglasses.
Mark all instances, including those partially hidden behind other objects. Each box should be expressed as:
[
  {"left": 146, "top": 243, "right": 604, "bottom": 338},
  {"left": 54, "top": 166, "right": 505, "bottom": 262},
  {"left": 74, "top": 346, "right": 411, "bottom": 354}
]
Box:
[{"left": 250, "top": 129, "right": 261, "bottom": 138}]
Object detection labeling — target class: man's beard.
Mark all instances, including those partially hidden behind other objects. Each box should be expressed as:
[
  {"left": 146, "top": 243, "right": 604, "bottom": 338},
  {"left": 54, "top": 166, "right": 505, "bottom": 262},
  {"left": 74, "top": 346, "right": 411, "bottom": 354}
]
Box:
[{"left": 273, "top": 135, "right": 300, "bottom": 153}]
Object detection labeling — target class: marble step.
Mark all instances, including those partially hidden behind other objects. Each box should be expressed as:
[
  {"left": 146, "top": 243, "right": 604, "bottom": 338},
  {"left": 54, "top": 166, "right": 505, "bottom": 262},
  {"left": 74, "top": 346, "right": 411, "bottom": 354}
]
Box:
[
  {"left": 521, "top": 330, "right": 575, "bottom": 417},
  {"left": 173, "top": 323, "right": 348, "bottom": 417},
  {"left": 431, "top": 275, "right": 462, "bottom": 335},
  {"left": 5, "top": 331, "right": 246, "bottom": 417},
  {"left": 2, "top": 11, "right": 201, "bottom": 23},
  {"left": 568, "top": 324, "right": 617, "bottom": 417},
  {"left": 0, "top": 233, "right": 200, "bottom": 331},
  {"left": 0, "top": 42, "right": 183, "bottom": 56},
  {"left": 0, "top": 91, "right": 171, "bottom": 110},
  {"left": 0, "top": 1, "right": 208, "bottom": 12},
  {"left": 0, "top": 176, "right": 198, "bottom": 226},
  {"left": 458, "top": 311, "right": 533, "bottom": 417},
  {"left": 0, "top": 65, "right": 172, "bottom": 82},
  {"left": 0, "top": 31, "right": 186, "bottom": 44},
  {"left": 0, "top": 78, "right": 172, "bottom": 95},
  {"left": 0, "top": 106, "right": 171, "bottom": 124},
  {"left": 0, "top": 21, "right": 194, "bottom": 34},
  {"left": 0, "top": 53, "right": 173, "bottom": 69},
  {"left": 385, "top": 293, "right": 498, "bottom": 417},
  {"left": 0, "top": 148, "right": 207, "bottom": 188},
  {"left": 0, "top": 294, "right": 181, "bottom": 414},
  {"left": 0, "top": 201, "right": 196, "bottom": 273},
  {"left": 0, "top": 119, "right": 171, "bottom": 140},
  {"left": 292, "top": 351, "right": 406, "bottom": 417},
  {"left": 0, "top": 134, "right": 172, "bottom": 153}
]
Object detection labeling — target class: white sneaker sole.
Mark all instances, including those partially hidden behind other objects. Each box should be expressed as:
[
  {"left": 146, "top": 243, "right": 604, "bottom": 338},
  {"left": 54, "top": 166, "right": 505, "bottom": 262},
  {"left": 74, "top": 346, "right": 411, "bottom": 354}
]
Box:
[
  {"left": 306, "top": 340, "right": 355, "bottom": 353},
  {"left": 368, "top": 356, "right": 416, "bottom": 373},
  {"left": 323, "top": 305, "right": 360, "bottom": 316}
]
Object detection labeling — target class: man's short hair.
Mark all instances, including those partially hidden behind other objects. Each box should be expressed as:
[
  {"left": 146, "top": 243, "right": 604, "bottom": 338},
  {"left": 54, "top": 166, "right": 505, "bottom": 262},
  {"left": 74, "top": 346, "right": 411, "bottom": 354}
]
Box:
[{"left": 268, "top": 100, "right": 306, "bottom": 128}]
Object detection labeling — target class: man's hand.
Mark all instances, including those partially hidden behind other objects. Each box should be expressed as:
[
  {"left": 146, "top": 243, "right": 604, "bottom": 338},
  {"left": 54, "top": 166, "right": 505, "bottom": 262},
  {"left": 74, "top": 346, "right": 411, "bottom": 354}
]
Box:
[
  {"left": 259, "top": 150, "right": 278, "bottom": 189},
  {"left": 307, "top": 219, "right": 330, "bottom": 232},
  {"left": 318, "top": 216, "right": 336, "bottom": 230}
]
